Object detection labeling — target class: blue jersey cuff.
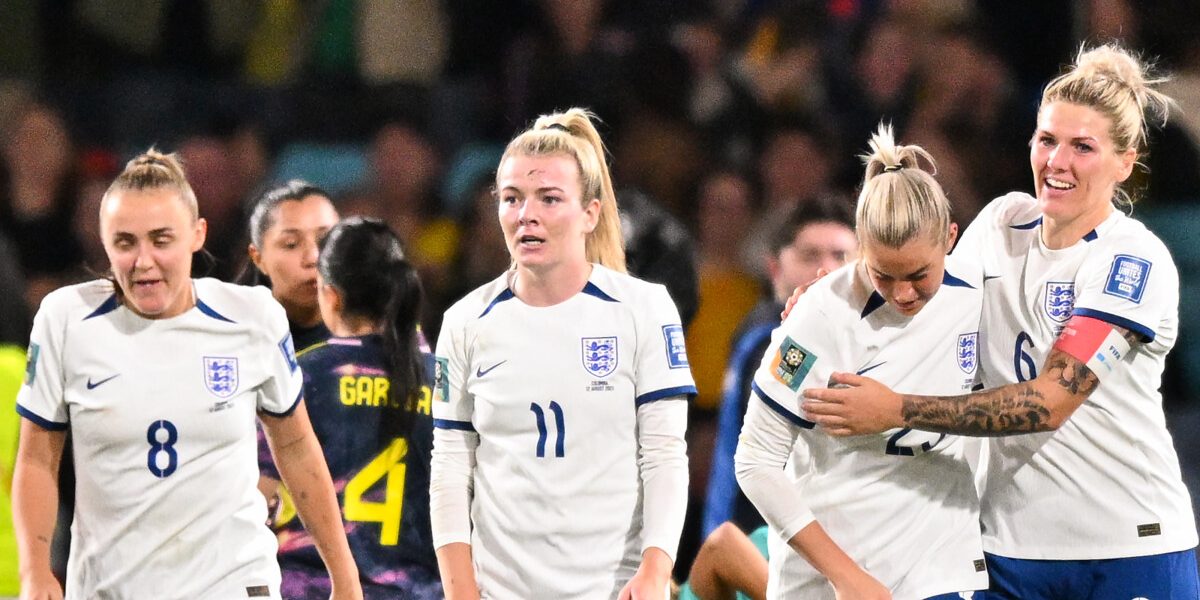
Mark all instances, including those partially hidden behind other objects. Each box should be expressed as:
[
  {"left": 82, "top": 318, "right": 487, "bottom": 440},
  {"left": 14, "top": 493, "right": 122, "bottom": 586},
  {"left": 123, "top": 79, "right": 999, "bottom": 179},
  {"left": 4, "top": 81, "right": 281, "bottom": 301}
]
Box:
[
  {"left": 1072, "top": 308, "right": 1155, "bottom": 343},
  {"left": 636, "top": 385, "right": 697, "bottom": 407},
  {"left": 260, "top": 389, "right": 304, "bottom": 418},
  {"left": 434, "top": 419, "right": 477, "bottom": 432},
  {"left": 16, "top": 404, "right": 68, "bottom": 431},
  {"left": 751, "top": 381, "right": 814, "bottom": 429}
]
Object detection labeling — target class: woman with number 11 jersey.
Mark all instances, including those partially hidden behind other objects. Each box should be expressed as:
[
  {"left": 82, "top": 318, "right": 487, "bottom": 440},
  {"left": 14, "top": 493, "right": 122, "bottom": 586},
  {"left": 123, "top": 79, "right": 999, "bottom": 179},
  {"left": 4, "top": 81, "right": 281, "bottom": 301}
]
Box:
[{"left": 431, "top": 108, "right": 694, "bottom": 600}]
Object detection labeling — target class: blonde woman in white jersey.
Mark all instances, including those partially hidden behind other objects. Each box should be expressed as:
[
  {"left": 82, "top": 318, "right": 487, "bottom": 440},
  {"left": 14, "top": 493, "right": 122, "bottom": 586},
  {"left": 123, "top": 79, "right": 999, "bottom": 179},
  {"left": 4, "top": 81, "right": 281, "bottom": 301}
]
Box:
[
  {"left": 430, "top": 108, "right": 694, "bottom": 599},
  {"left": 804, "top": 44, "right": 1199, "bottom": 598},
  {"left": 12, "top": 150, "right": 361, "bottom": 599},
  {"left": 736, "top": 126, "right": 987, "bottom": 600}
]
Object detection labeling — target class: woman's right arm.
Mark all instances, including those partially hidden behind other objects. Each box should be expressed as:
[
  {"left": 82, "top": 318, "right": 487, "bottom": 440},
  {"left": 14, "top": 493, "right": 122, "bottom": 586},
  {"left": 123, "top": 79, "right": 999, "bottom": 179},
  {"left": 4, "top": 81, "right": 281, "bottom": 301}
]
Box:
[
  {"left": 734, "top": 400, "right": 889, "bottom": 600},
  {"left": 430, "top": 426, "right": 480, "bottom": 600},
  {"left": 434, "top": 542, "right": 479, "bottom": 600},
  {"left": 430, "top": 313, "right": 481, "bottom": 600},
  {"left": 13, "top": 420, "right": 66, "bottom": 600}
]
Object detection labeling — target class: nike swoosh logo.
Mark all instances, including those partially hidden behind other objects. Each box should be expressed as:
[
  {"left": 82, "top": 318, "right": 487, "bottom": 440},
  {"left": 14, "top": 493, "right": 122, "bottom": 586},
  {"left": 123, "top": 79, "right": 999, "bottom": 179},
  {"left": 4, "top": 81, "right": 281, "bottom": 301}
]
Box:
[
  {"left": 856, "top": 362, "right": 887, "bottom": 376},
  {"left": 86, "top": 374, "right": 120, "bottom": 389},
  {"left": 476, "top": 360, "right": 507, "bottom": 378}
]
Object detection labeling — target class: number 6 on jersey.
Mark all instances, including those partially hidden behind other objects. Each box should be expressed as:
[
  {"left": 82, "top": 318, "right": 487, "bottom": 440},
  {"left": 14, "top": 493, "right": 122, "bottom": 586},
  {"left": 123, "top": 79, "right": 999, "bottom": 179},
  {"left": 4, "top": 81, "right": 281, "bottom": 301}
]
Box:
[{"left": 530, "top": 401, "right": 565, "bottom": 458}]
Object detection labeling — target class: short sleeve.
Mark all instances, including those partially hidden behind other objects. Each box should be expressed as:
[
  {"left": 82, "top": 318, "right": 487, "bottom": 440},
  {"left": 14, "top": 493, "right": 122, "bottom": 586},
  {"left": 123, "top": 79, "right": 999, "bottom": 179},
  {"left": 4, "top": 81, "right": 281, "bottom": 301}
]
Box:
[
  {"left": 15, "top": 295, "right": 69, "bottom": 430},
  {"left": 749, "top": 290, "right": 839, "bottom": 428},
  {"left": 256, "top": 296, "right": 304, "bottom": 416},
  {"left": 1071, "top": 232, "right": 1177, "bottom": 343},
  {"left": 431, "top": 312, "right": 474, "bottom": 431},
  {"left": 633, "top": 285, "right": 698, "bottom": 407}
]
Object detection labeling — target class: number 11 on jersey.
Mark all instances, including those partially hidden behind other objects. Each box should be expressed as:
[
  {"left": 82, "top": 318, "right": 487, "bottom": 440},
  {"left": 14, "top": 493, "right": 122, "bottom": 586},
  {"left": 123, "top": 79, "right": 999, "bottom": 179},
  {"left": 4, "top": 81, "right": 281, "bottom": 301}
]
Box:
[{"left": 530, "top": 401, "right": 566, "bottom": 458}]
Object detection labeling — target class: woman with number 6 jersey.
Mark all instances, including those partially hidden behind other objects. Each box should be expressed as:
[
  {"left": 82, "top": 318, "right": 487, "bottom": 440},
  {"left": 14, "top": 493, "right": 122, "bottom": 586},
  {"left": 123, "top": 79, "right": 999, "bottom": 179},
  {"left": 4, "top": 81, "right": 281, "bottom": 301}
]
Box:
[
  {"left": 802, "top": 44, "right": 1199, "bottom": 598},
  {"left": 735, "top": 126, "right": 987, "bottom": 600},
  {"left": 430, "top": 108, "right": 695, "bottom": 600},
  {"left": 12, "top": 150, "right": 360, "bottom": 600},
  {"left": 266, "top": 216, "right": 442, "bottom": 599}
]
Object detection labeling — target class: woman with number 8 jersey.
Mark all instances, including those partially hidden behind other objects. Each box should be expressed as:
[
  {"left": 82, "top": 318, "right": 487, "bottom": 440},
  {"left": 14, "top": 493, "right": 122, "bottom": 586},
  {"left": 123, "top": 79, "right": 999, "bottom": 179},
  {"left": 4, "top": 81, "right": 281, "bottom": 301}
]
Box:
[
  {"left": 801, "top": 44, "right": 1199, "bottom": 598},
  {"left": 430, "top": 108, "right": 695, "bottom": 600},
  {"left": 735, "top": 126, "right": 986, "bottom": 599},
  {"left": 12, "top": 150, "right": 360, "bottom": 600},
  {"left": 267, "top": 216, "right": 442, "bottom": 599}
]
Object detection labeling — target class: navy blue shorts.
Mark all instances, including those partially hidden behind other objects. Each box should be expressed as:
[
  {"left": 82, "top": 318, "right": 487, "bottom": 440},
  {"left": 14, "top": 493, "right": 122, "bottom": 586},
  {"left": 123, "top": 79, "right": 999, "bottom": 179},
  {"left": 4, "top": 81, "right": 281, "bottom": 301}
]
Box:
[{"left": 980, "top": 548, "right": 1199, "bottom": 599}]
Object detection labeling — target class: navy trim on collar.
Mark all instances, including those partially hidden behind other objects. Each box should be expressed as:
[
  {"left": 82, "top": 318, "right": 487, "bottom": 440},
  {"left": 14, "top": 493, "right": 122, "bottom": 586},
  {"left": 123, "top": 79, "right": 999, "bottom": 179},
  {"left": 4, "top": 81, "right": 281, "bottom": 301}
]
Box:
[
  {"left": 83, "top": 294, "right": 120, "bottom": 320},
  {"left": 479, "top": 288, "right": 516, "bottom": 318},
  {"left": 1010, "top": 215, "right": 1097, "bottom": 241},
  {"left": 196, "top": 298, "right": 236, "bottom": 323},
  {"left": 582, "top": 281, "right": 619, "bottom": 302},
  {"left": 861, "top": 291, "right": 886, "bottom": 318},
  {"left": 942, "top": 270, "right": 975, "bottom": 289}
]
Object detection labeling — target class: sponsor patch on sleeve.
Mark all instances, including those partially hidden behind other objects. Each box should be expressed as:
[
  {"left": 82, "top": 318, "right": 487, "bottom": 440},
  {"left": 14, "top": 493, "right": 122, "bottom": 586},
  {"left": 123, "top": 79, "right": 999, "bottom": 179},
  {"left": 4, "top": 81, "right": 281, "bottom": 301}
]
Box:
[
  {"left": 662, "top": 324, "right": 689, "bottom": 369},
  {"left": 772, "top": 336, "right": 817, "bottom": 391},
  {"left": 24, "top": 342, "right": 39, "bottom": 385},
  {"left": 277, "top": 333, "right": 298, "bottom": 373},
  {"left": 1103, "top": 254, "right": 1151, "bottom": 303},
  {"left": 433, "top": 357, "right": 450, "bottom": 402}
]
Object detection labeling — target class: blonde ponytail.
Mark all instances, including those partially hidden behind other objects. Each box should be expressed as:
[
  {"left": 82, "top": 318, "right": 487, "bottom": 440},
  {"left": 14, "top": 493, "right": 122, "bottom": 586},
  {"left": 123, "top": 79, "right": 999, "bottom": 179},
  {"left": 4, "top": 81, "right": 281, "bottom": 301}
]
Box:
[
  {"left": 856, "top": 124, "right": 952, "bottom": 247},
  {"left": 501, "top": 108, "right": 626, "bottom": 272}
]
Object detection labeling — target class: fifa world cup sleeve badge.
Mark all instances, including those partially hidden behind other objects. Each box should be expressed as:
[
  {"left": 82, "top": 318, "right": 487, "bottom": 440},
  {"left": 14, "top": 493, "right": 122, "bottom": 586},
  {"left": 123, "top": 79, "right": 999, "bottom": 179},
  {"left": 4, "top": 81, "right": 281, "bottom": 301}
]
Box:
[
  {"left": 772, "top": 336, "right": 817, "bottom": 391},
  {"left": 24, "top": 342, "right": 39, "bottom": 385},
  {"left": 433, "top": 357, "right": 450, "bottom": 402}
]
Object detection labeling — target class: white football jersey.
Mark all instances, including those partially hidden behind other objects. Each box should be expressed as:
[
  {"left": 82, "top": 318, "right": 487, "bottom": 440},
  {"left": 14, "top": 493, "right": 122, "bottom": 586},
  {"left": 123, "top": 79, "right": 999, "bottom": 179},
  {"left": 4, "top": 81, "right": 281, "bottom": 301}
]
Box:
[
  {"left": 750, "top": 258, "right": 988, "bottom": 600},
  {"left": 433, "top": 265, "right": 695, "bottom": 599},
  {"left": 955, "top": 192, "right": 1198, "bottom": 559},
  {"left": 17, "top": 279, "right": 302, "bottom": 600}
]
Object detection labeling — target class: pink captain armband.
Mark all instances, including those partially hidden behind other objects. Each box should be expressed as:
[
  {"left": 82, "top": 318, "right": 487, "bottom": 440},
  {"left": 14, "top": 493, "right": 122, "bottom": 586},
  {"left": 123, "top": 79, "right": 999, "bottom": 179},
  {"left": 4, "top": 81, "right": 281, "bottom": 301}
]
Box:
[{"left": 1052, "top": 315, "right": 1133, "bottom": 381}]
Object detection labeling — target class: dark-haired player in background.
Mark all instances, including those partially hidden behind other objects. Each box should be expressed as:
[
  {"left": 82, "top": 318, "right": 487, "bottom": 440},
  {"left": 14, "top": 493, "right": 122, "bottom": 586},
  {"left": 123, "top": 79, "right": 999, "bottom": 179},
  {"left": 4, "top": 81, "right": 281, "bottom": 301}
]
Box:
[{"left": 264, "top": 216, "right": 441, "bottom": 599}]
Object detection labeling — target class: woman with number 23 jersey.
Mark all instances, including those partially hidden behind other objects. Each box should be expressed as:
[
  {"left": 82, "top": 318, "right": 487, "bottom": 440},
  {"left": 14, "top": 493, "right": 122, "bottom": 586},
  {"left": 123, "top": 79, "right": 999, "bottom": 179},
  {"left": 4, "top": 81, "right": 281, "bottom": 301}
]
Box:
[
  {"left": 265, "top": 217, "right": 442, "bottom": 599},
  {"left": 430, "top": 108, "right": 695, "bottom": 600},
  {"left": 736, "top": 126, "right": 987, "bottom": 599}
]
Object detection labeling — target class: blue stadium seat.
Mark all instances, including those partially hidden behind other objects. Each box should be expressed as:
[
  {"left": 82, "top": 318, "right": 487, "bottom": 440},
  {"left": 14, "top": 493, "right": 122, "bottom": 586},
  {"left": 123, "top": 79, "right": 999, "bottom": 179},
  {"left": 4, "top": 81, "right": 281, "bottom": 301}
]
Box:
[{"left": 270, "top": 143, "right": 369, "bottom": 196}]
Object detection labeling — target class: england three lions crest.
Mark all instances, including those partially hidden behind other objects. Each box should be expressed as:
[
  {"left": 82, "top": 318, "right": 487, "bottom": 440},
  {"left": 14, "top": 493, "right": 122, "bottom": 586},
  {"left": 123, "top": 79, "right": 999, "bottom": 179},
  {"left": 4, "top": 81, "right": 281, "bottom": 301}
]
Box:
[
  {"left": 582, "top": 336, "right": 618, "bottom": 378},
  {"left": 957, "top": 332, "right": 978, "bottom": 374},
  {"left": 1044, "top": 281, "right": 1075, "bottom": 323},
  {"left": 204, "top": 357, "right": 239, "bottom": 398}
]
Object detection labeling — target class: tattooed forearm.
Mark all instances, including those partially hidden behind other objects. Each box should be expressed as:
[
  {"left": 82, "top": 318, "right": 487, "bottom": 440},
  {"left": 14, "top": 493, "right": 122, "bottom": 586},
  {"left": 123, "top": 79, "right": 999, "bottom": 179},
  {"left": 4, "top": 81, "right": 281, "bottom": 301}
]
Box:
[
  {"left": 900, "top": 386, "right": 1054, "bottom": 436},
  {"left": 897, "top": 328, "right": 1136, "bottom": 437},
  {"left": 1047, "top": 352, "right": 1099, "bottom": 397},
  {"left": 899, "top": 345, "right": 1115, "bottom": 436}
]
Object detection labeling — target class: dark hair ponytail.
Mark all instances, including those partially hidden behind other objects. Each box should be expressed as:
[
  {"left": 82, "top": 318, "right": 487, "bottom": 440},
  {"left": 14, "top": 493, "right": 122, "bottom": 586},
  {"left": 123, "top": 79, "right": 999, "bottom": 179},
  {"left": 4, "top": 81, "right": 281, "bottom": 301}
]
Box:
[{"left": 318, "top": 216, "right": 425, "bottom": 439}]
